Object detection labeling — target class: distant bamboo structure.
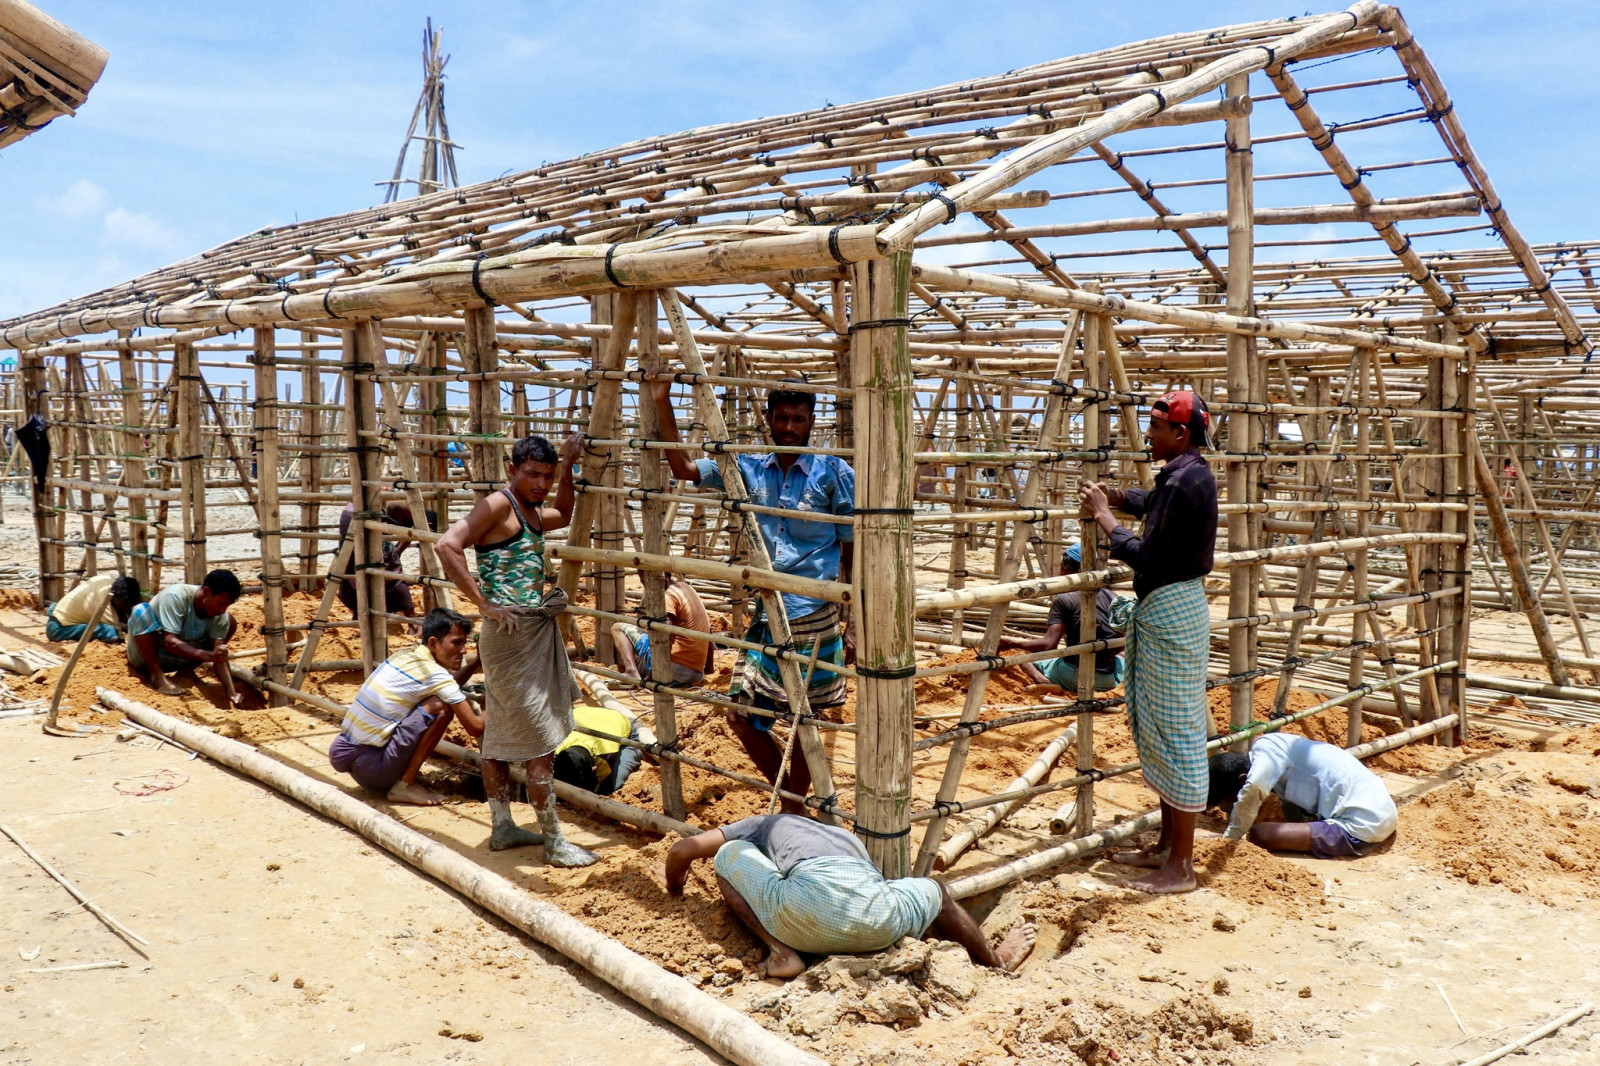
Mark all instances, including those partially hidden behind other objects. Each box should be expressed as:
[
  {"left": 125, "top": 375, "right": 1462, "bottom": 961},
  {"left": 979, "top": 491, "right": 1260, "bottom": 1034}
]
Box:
[
  {"left": 4, "top": 5, "right": 1598, "bottom": 889},
  {"left": 379, "top": 18, "right": 460, "bottom": 203}
]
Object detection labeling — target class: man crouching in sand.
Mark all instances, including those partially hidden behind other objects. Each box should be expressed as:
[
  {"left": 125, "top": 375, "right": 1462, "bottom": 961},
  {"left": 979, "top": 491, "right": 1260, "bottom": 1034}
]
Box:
[
  {"left": 666, "top": 814, "right": 1035, "bottom": 978},
  {"left": 328, "top": 608, "right": 482, "bottom": 806}
]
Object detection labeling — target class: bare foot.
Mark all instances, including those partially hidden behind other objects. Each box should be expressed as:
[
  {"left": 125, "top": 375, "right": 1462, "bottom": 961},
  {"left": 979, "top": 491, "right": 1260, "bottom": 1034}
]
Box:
[
  {"left": 489, "top": 823, "right": 546, "bottom": 851},
  {"left": 1125, "top": 859, "right": 1196, "bottom": 895},
  {"left": 1025, "top": 683, "right": 1065, "bottom": 696},
  {"left": 387, "top": 781, "right": 445, "bottom": 806},
  {"left": 994, "top": 920, "right": 1037, "bottom": 972},
  {"left": 1111, "top": 847, "right": 1169, "bottom": 869},
  {"left": 154, "top": 678, "right": 186, "bottom": 697},
  {"left": 762, "top": 944, "right": 806, "bottom": 979}
]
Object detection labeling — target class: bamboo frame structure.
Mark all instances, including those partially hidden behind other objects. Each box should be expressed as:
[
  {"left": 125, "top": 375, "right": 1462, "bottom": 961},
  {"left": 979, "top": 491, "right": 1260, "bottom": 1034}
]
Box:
[
  {"left": 0, "top": 0, "right": 106, "bottom": 151},
  {"left": 5, "top": 6, "right": 1599, "bottom": 888}
]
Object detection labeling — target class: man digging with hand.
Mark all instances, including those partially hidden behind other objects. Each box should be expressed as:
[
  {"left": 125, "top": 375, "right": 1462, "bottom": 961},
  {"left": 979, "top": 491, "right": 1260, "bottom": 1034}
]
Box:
[
  {"left": 126, "top": 569, "right": 242, "bottom": 705},
  {"left": 666, "top": 814, "right": 1036, "bottom": 978},
  {"left": 329, "top": 608, "right": 483, "bottom": 806},
  {"left": 437, "top": 433, "right": 598, "bottom": 866}
]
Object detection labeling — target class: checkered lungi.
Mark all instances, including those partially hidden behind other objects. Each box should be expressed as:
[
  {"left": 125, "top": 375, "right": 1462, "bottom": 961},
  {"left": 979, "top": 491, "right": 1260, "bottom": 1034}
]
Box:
[
  {"left": 730, "top": 603, "right": 847, "bottom": 711},
  {"left": 1123, "top": 577, "right": 1211, "bottom": 813},
  {"left": 714, "top": 840, "right": 942, "bottom": 956}
]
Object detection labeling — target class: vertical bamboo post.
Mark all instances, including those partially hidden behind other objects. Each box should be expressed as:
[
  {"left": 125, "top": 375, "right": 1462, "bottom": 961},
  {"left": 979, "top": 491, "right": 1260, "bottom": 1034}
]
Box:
[
  {"left": 462, "top": 306, "right": 500, "bottom": 503},
  {"left": 948, "top": 371, "right": 970, "bottom": 644},
  {"left": 556, "top": 294, "right": 639, "bottom": 640},
  {"left": 1439, "top": 344, "right": 1474, "bottom": 743},
  {"left": 298, "top": 326, "right": 323, "bottom": 584},
  {"left": 1346, "top": 351, "right": 1371, "bottom": 746},
  {"left": 1224, "top": 69, "right": 1256, "bottom": 746},
  {"left": 851, "top": 250, "right": 916, "bottom": 877},
  {"left": 253, "top": 328, "right": 289, "bottom": 702},
  {"left": 116, "top": 331, "right": 149, "bottom": 590},
  {"left": 346, "top": 320, "right": 388, "bottom": 672},
  {"left": 175, "top": 340, "right": 207, "bottom": 584},
  {"left": 22, "top": 350, "right": 62, "bottom": 605},
  {"left": 595, "top": 294, "right": 625, "bottom": 666},
  {"left": 65, "top": 352, "right": 96, "bottom": 578},
  {"left": 1076, "top": 314, "right": 1111, "bottom": 837},
  {"left": 635, "top": 292, "right": 687, "bottom": 821}
]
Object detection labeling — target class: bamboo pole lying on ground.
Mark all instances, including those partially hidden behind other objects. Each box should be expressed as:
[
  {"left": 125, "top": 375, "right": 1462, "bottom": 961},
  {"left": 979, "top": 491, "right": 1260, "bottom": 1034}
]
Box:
[{"left": 98, "top": 688, "right": 827, "bottom": 1066}]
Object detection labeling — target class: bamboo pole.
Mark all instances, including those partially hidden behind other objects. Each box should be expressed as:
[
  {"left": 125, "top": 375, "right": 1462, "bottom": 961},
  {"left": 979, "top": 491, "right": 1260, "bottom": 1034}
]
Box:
[
  {"left": 934, "top": 724, "right": 1075, "bottom": 871},
  {"left": 252, "top": 328, "right": 288, "bottom": 701},
  {"left": 850, "top": 250, "right": 917, "bottom": 876},
  {"left": 98, "top": 689, "right": 828, "bottom": 1066},
  {"left": 635, "top": 292, "right": 686, "bottom": 821},
  {"left": 175, "top": 340, "right": 207, "bottom": 583}
]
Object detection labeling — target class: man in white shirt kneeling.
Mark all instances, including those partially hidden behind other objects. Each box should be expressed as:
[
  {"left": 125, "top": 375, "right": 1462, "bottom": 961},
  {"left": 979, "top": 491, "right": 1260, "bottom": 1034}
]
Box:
[{"left": 1211, "top": 732, "right": 1398, "bottom": 858}]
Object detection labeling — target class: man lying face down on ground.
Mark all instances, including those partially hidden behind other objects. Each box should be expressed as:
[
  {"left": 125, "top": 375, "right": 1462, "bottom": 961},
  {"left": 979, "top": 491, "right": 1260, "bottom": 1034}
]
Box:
[
  {"left": 665, "top": 813, "right": 1035, "bottom": 979},
  {"left": 328, "top": 608, "right": 483, "bottom": 806},
  {"left": 126, "top": 569, "right": 242, "bottom": 704},
  {"left": 1209, "top": 732, "right": 1398, "bottom": 858}
]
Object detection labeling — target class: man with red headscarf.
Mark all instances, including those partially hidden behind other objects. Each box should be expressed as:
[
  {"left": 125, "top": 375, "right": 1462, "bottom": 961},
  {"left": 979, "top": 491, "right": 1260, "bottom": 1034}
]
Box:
[{"left": 1079, "top": 391, "right": 1218, "bottom": 894}]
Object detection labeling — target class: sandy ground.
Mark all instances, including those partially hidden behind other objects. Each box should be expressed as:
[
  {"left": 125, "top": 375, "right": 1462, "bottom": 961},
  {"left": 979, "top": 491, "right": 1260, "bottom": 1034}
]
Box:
[
  {"left": 3, "top": 587, "right": 1600, "bottom": 1065},
  {"left": 0, "top": 715, "right": 725, "bottom": 1065}
]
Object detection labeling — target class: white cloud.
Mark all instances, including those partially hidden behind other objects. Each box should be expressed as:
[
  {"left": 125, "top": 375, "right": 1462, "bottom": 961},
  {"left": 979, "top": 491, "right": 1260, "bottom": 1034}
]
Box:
[
  {"left": 102, "top": 207, "right": 184, "bottom": 253},
  {"left": 35, "top": 178, "right": 108, "bottom": 220}
]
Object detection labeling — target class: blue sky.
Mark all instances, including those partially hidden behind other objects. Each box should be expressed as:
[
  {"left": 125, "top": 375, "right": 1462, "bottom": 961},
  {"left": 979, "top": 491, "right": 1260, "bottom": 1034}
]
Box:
[{"left": 2, "top": 1, "right": 1597, "bottom": 322}]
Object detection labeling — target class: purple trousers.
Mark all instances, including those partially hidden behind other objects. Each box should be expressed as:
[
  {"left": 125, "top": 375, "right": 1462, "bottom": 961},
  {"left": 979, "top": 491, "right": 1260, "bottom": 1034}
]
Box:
[{"left": 328, "top": 706, "right": 436, "bottom": 793}]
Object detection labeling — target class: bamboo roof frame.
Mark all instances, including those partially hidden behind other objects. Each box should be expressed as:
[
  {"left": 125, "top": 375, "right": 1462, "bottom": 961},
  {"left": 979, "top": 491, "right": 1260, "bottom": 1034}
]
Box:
[{"left": 0, "top": 0, "right": 107, "bottom": 151}]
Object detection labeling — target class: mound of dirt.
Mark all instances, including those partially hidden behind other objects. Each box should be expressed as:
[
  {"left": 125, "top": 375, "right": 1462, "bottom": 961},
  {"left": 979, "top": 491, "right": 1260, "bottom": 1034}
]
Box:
[
  {"left": 914, "top": 649, "right": 1036, "bottom": 709},
  {"left": 1404, "top": 780, "right": 1600, "bottom": 901},
  {"left": 1192, "top": 838, "right": 1326, "bottom": 912}
]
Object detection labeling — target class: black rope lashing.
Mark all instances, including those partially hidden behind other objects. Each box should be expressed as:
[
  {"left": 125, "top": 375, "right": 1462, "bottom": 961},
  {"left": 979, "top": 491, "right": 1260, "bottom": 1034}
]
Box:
[
  {"left": 604, "top": 244, "right": 627, "bottom": 289},
  {"left": 853, "top": 507, "right": 914, "bottom": 516},
  {"left": 827, "top": 223, "right": 851, "bottom": 265},
  {"left": 846, "top": 317, "right": 912, "bottom": 334},
  {"left": 854, "top": 663, "right": 917, "bottom": 681},
  {"left": 471, "top": 252, "right": 495, "bottom": 307},
  {"left": 852, "top": 823, "right": 912, "bottom": 841},
  {"left": 930, "top": 190, "right": 960, "bottom": 224}
]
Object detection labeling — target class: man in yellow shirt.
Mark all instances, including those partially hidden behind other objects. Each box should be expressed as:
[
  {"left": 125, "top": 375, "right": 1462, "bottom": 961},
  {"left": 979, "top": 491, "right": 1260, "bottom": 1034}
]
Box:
[
  {"left": 46, "top": 575, "right": 141, "bottom": 644},
  {"left": 551, "top": 704, "right": 643, "bottom": 796}
]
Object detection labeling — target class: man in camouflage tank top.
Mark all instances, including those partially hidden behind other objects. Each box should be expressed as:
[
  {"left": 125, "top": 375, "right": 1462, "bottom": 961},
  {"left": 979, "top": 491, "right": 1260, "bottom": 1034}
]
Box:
[{"left": 438, "top": 432, "right": 599, "bottom": 866}]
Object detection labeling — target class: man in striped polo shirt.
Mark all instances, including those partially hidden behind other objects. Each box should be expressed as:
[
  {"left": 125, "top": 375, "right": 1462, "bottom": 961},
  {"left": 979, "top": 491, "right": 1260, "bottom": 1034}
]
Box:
[{"left": 328, "top": 608, "right": 483, "bottom": 806}]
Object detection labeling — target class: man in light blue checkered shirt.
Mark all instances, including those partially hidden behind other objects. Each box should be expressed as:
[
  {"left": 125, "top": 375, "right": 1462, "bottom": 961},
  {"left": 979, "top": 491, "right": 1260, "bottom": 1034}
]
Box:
[{"left": 666, "top": 814, "right": 1035, "bottom": 978}]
